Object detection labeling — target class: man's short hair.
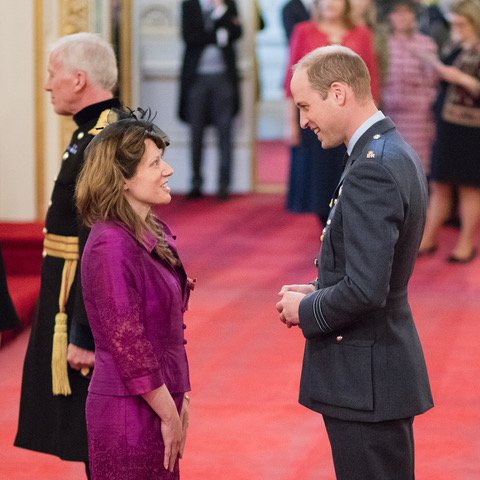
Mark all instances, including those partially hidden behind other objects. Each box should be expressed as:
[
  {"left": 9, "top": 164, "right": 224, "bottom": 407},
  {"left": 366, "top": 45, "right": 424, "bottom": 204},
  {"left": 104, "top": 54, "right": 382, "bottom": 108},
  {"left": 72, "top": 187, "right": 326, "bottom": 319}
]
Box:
[
  {"left": 293, "top": 45, "right": 372, "bottom": 101},
  {"left": 50, "top": 32, "right": 118, "bottom": 92}
]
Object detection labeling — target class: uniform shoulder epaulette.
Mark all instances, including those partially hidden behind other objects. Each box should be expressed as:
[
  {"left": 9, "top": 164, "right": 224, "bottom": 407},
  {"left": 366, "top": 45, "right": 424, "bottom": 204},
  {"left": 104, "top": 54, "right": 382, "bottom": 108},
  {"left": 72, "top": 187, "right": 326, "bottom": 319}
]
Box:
[
  {"left": 365, "top": 132, "right": 386, "bottom": 160},
  {"left": 88, "top": 109, "right": 112, "bottom": 136}
]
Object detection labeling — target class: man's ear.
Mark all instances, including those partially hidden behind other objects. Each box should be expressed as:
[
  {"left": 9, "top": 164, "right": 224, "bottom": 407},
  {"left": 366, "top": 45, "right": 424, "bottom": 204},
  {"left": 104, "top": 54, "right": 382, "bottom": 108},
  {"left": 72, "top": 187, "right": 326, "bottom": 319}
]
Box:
[
  {"left": 73, "top": 70, "right": 87, "bottom": 92},
  {"left": 330, "top": 81, "right": 347, "bottom": 106}
]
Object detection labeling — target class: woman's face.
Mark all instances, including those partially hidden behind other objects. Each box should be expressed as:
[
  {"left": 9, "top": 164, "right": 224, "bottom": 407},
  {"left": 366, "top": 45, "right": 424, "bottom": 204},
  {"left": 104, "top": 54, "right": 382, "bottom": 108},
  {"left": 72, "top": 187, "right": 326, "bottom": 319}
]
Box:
[
  {"left": 350, "top": 0, "right": 371, "bottom": 20},
  {"left": 123, "top": 138, "right": 174, "bottom": 218},
  {"left": 316, "top": 0, "right": 347, "bottom": 22},
  {"left": 449, "top": 14, "right": 478, "bottom": 44},
  {"left": 388, "top": 4, "right": 416, "bottom": 34}
]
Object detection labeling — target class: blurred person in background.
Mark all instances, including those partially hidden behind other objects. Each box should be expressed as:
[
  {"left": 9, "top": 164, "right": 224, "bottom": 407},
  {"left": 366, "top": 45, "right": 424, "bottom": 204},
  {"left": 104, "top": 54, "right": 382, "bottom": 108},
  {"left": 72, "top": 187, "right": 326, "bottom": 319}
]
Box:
[
  {"left": 418, "top": 0, "right": 480, "bottom": 263},
  {"left": 282, "top": 0, "right": 312, "bottom": 42},
  {"left": 350, "top": 0, "right": 389, "bottom": 84},
  {"left": 382, "top": 0, "right": 438, "bottom": 173},
  {"left": 415, "top": 0, "right": 451, "bottom": 52},
  {"left": 284, "top": 0, "right": 379, "bottom": 226},
  {"left": 178, "top": 0, "right": 242, "bottom": 201}
]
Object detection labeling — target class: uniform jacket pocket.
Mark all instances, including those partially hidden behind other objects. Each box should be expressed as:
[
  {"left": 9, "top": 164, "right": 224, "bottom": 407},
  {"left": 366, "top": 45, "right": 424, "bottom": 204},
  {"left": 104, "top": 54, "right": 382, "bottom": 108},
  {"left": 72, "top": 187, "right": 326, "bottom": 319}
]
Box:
[{"left": 309, "top": 339, "right": 374, "bottom": 411}]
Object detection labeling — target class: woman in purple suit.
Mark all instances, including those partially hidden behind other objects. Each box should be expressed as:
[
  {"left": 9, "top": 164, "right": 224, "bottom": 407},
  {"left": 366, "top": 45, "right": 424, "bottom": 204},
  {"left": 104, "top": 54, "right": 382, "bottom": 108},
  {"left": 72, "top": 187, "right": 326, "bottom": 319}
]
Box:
[{"left": 76, "top": 115, "right": 192, "bottom": 479}]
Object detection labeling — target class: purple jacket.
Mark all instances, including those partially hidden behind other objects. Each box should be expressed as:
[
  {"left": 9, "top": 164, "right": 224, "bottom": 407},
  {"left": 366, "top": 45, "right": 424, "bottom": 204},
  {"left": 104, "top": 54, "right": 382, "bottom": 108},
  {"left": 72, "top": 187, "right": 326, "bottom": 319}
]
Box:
[{"left": 81, "top": 218, "right": 191, "bottom": 397}]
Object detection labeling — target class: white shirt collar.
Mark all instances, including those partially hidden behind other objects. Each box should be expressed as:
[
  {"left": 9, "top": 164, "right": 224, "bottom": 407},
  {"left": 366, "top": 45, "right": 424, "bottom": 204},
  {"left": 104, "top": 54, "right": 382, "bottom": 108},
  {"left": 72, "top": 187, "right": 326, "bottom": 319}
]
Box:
[
  {"left": 347, "top": 111, "right": 385, "bottom": 156},
  {"left": 200, "top": 0, "right": 212, "bottom": 11}
]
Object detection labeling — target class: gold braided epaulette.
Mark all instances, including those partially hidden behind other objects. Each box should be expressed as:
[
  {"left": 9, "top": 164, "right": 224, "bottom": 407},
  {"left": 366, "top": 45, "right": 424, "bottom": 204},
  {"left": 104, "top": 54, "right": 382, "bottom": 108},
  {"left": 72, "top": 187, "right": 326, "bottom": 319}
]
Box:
[{"left": 88, "top": 108, "right": 113, "bottom": 135}]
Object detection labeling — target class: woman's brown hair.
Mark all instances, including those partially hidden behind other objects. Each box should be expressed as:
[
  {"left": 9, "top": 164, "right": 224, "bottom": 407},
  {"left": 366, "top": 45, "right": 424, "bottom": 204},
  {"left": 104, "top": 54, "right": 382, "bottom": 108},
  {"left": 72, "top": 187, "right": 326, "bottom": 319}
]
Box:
[
  {"left": 450, "top": 0, "right": 480, "bottom": 40},
  {"left": 76, "top": 117, "right": 178, "bottom": 266}
]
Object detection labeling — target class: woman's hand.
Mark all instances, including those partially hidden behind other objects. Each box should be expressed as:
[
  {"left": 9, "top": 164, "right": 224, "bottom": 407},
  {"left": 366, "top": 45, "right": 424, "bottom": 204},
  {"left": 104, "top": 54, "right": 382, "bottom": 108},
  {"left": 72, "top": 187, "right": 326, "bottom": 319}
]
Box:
[
  {"left": 142, "top": 385, "right": 182, "bottom": 472},
  {"left": 179, "top": 394, "right": 190, "bottom": 458},
  {"left": 160, "top": 412, "right": 182, "bottom": 472},
  {"left": 437, "top": 64, "right": 480, "bottom": 97}
]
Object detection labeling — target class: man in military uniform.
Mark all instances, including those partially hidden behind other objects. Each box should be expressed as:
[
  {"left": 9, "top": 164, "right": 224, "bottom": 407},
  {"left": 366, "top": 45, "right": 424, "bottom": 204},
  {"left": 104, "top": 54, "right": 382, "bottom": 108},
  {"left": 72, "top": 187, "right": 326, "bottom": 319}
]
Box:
[
  {"left": 15, "top": 33, "right": 121, "bottom": 478},
  {"left": 276, "top": 46, "right": 433, "bottom": 479}
]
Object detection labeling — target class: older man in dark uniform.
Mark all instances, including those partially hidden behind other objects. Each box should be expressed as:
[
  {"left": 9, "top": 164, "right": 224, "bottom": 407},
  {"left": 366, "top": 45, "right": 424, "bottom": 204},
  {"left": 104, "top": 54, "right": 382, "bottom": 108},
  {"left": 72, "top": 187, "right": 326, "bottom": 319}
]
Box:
[
  {"left": 276, "top": 46, "right": 433, "bottom": 480},
  {"left": 15, "top": 33, "right": 121, "bottom": 478}
]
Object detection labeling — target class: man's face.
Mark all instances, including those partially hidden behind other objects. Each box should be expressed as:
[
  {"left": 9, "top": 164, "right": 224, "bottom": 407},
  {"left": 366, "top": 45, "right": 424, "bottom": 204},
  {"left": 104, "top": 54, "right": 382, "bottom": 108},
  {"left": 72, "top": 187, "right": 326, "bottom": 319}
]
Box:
[
  {"left": 44, "top": 50, "right": 77, "bottom": 116},
  {"left": 290, "top": 68, "right": 345, "bottom": 150}
]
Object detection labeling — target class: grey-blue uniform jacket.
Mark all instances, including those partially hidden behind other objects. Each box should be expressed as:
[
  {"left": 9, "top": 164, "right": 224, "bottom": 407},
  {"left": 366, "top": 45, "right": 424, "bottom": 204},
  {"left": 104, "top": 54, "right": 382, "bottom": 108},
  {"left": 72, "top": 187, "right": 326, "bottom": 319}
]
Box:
[{"left": 298, "top": 117, "right": 434, "bottom": 422}]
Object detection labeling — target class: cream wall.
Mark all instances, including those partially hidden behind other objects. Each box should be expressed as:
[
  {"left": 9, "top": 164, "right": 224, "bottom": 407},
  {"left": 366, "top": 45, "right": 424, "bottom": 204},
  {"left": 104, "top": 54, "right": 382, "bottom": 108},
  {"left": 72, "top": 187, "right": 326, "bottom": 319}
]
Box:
[{"left": 0, "top": 2, "right": 36, "bottom": 220}]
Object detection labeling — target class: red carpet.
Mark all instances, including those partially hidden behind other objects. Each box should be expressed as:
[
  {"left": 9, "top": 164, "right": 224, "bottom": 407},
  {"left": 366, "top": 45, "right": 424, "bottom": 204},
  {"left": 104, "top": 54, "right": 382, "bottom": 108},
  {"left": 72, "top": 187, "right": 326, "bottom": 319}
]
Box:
[
  {"left": 256, "top": 141, "right": 289, "bottom": 187},
  {"left": 1, "top": 193, "right": 479, "bottom": 479},
  {"left": 0, "top": 222, "right": 43, "bottom": 346}
]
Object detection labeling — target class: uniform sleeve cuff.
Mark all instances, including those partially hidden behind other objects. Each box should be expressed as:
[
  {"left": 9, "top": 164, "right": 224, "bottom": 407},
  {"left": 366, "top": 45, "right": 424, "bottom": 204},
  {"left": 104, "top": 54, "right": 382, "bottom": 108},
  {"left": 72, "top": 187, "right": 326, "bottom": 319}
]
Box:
[
  {"left": 69, "top": 320, "right": 95, "bottom": 351},
  {"left": 299, "top": 289, "right": 332, "bottom": 339}
]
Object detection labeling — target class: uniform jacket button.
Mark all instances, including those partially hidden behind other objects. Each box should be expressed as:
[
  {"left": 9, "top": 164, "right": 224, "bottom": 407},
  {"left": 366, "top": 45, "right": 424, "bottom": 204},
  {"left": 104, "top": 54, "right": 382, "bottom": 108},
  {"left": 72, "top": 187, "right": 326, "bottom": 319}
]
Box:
[
  {"left": 314, "top": 258, "right": 318, "bottom": 267},
  {"left": 336, "top": 336, "right": 343, "bottom": 342},
  {"left": 183, "top": 339, "right": 188, "bottom": 345}
]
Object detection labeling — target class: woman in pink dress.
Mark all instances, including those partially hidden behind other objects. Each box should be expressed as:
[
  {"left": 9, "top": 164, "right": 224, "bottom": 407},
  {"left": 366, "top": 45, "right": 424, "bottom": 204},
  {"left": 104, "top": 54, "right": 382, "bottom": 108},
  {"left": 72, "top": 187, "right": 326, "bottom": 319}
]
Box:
[
  {"left": 382, "top": 0, "right": 438, "bottom": 172},
  {"left": 285, "top": 0, "right": 379, "bottom": 224},
  {"left": 76, "top": 114, "right": 192, "bottom": 479}
]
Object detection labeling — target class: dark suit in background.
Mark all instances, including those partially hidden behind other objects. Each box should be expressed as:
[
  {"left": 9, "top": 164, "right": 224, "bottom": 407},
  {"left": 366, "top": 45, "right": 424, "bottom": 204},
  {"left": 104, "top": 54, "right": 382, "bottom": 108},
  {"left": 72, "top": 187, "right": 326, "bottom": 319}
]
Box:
[
  {"left": 179, "top": 0, "right": 242, "bottom": 199},
  {"left": 281, "top": 0, "right": 310, "bottom": 42}
]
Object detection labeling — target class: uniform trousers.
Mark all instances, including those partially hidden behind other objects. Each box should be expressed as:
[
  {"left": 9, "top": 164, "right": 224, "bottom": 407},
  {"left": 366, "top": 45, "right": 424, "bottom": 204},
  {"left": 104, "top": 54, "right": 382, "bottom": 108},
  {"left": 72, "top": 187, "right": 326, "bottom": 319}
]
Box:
[
  {"left": 187, "top": 72, "right": 235, "bottom": 192},
  {"left": 323, "top": 415, "right": 415, "bottom": 480}
]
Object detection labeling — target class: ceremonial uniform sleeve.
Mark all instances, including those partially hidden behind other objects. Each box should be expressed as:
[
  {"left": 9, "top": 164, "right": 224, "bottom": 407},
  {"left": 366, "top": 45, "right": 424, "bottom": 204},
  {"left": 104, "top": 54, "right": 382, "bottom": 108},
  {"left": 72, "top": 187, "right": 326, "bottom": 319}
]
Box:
[
  {"left": 299, "top": 160, "right": 404, "bottom": 339},
  {"left": 69, "top": 224, "right": 94, "bottom": 350}
]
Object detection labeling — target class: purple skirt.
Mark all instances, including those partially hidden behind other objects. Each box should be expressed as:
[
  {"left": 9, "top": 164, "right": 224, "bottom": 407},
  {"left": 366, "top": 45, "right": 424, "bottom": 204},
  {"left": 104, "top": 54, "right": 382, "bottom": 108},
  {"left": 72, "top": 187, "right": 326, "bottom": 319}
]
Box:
[{"left": 86, "top": 391, "right": 184, "bottom": 480}]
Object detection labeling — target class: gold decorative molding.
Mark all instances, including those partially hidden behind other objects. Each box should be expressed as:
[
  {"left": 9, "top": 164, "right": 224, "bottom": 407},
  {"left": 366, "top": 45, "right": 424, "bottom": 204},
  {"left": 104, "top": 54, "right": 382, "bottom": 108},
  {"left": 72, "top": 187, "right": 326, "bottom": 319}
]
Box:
[
  {"left": 60, "top": 0, "right": 89, "bottom": 36},
  {"left": 119, "top": 0, "right": 132, "bottom": 107},
  {"left": 34, "top": 0, "right": 45, "bottom": 220}
]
